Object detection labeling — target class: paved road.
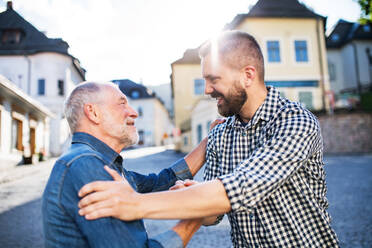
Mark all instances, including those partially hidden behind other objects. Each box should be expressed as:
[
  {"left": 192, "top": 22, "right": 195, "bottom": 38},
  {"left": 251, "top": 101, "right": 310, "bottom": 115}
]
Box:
[{"left": 0, "top": 148, "right": 371, "bottom": 247}]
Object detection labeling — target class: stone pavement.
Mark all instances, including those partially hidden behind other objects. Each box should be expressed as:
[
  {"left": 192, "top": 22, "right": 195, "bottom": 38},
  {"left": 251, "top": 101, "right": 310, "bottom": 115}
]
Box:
[{"left": 0, "top": 147, "right": 371, "bottom": 247}]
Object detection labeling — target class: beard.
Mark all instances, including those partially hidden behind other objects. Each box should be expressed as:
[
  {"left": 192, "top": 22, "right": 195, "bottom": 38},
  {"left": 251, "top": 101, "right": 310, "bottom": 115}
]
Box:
[
  {"left": 211, "top": 81, "right": 247, "bottom": 117},
  {"left": 101, "top": 112, "right": 139, "bottom": 147}
]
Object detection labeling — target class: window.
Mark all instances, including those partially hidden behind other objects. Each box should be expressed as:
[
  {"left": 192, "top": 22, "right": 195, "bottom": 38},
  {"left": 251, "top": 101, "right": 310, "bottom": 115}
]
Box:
[
  {"left": 194, "top": 79, "right": 205, "bottom": 95},
  {"left": 1, "top": 29, "right": 23, "bottom": 44},
  {"left": 331, "top": 34, "right": 339, "bottom": 42},
  {"left": 38, "top": 79, "right": 45, "bottom": 95},
  {"left": 138, "top": 130, "right": 144, "bottom": 145},
  {"left": 206, "top": 120, "right": 212, "bottom": 132},
  {"left": 328, "top": 62, "right": 336, "bottom": 81},
  {"left": 295, "top": 40, "right": 308, "bottom": 62},
  {"left": 58, "top": 80, "right": 64, "bottom": 96},
  {"left": 267, "top": 41, "right": 281, "bottom": 62},
  {"left": 183, "top": 136, "right": 188, "bottom": 146},
  {"left": 298, "top": 92, "right": 313, "bottom": 110},
  {"left": 197, "top": 124, "right": 202, "bottom": 143},
  {"left": 131, "top": 90, "right": 140, "bottom": 99},
  {"left": 138, "top": 107, "right": 143, "bottom": 117}
]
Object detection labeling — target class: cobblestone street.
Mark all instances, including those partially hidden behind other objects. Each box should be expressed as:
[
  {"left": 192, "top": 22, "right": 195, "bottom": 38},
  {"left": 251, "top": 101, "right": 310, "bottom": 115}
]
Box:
[{"left": 0, "top": 147, "right": 371, "bottom": 247}]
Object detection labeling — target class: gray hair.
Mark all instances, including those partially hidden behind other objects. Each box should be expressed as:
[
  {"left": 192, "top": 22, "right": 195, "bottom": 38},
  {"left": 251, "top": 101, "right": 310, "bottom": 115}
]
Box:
[
  {"left": 199, "top": 30, "right": 265, "bottom": 81},
  {"left": 64, "top": 82, "right": 104, "bottom": 133}
]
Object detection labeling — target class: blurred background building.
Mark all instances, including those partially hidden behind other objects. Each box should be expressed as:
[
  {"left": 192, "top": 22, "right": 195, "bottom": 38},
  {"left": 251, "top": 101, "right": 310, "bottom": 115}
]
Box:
[
  {"left": 0, "top": 75, "right": 53, "bottom": 164},
  {"left": 171, "top": 0, "right": 331, "bottom": 152},
  {"left": 0, "top": 1, "right": 85, "bottom": 156},
  {"left": 113, "top": 79, "right": 173, "bottom": 147}
]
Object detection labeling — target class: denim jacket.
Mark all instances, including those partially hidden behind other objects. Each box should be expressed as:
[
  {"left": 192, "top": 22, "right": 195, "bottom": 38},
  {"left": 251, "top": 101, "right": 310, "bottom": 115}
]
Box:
[{"left": 42, "top": 132, "right": 193, "bottom": 248}]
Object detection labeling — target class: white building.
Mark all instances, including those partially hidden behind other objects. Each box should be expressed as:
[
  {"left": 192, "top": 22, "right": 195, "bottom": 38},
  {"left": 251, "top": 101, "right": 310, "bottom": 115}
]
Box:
[
  {"left": 0, "top": 2, "right": 86, "bottom": 156},
  {"left": 113, "top": 79, "right": 173, "bottom": 147},
  {"left": 149, "top": 83, "right": 174, "bottom": 118},
  {"left": 327, "top": 20, "right": 372, "bottom": 96},
  {"left": 191, "top": 98, "right": 219, "bottom": 146},
  {"left": 0, "top": 75, "right": 53, "bottom": 165}
]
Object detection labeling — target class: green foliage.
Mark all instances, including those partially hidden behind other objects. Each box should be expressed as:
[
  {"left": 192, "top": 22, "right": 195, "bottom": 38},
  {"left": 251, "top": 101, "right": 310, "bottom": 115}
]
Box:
[
  {"left": 356, "top": 0, "right": 372, "bottom": 24},
  {"left": 361, "top": 92, "right": 372, "bottom": 111}
]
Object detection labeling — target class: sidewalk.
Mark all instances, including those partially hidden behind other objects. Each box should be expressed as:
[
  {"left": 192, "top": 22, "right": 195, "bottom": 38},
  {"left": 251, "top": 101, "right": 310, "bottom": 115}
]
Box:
[{"left": 0, "top": 157, "right": 56, "bottom": 184}]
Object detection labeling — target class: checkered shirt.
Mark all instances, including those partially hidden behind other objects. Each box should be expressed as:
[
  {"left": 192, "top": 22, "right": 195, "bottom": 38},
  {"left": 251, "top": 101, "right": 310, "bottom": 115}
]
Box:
[{"left": 204, "top": 86, "right": 339, "bottom": 248}]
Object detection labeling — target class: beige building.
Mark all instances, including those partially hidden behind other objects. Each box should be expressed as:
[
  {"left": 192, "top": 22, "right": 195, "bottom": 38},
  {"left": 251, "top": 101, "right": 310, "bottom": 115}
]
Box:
[
  {"left": 0, "top": 75, "right": 53, "bottom": 165},
  {"left": 171, "top": 0, "right": 330, "bottom": 152}
]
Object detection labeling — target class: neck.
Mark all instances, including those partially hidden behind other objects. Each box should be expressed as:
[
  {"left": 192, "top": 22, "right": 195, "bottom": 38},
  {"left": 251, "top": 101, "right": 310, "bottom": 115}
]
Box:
[
  {"left": 238, "top": 84, "right": 268, "bottom": 123},
  {"left": 75, "top": 126, "right": 125, "bottom": 154}
]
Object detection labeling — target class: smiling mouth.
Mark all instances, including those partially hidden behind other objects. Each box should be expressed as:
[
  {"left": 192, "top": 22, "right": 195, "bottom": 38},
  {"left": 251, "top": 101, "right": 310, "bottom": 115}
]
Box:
[
  {"left": 215, "top": 97, "right": 224, "bottom": 106},
  {"left": 126, "top": 121, "right": 135, "bottom": 126}
]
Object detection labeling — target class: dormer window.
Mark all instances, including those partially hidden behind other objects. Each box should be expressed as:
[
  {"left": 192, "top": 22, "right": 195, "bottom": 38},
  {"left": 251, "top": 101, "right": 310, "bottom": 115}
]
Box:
[
  {"left": 331, "top": 34, "right": 340, "bottom": 42},
  {"left": 131, "top": 90, "right": 140, "bottom": 99},
  {"left": 1, "top": 29, "right": 24, "bottom": 44}
]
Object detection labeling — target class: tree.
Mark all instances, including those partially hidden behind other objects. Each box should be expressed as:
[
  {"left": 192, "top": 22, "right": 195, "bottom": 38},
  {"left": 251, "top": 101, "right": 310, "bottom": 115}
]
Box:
[{"left": 356, "top": 0, "right": 372, "bottom": 24}]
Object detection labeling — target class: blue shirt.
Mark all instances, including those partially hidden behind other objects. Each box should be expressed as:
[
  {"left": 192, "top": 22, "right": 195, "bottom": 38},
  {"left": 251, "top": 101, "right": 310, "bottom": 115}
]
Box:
[{"left": 42, "top": 132, "right": 192, "bottom": 248}]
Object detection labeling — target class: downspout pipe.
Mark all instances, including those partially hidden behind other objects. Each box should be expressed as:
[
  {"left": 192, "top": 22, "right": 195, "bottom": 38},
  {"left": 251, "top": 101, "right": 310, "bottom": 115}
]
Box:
[
  {"left": 25, "top": 55, "right": 31, "bottom": 95},
  {"left": 352, "top": 42, "right": 362, "bottom": 95},
  {"left": 316, "top": 19, "right": 327, "bottom": 111}
]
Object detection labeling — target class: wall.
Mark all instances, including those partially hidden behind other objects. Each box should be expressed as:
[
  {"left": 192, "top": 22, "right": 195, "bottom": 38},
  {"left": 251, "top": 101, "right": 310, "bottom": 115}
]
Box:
[
  {"left": 318, "top": 112, "right": 372, "bottom": 153},
  {"left": 191, "top": 99, "right": 219, "bottom": 148},
  {"left": 327, "top": 49, "right": 345, "bottom": 93},
  {"left": 171, "top": 64, "right": 203, "bottom": 129}
]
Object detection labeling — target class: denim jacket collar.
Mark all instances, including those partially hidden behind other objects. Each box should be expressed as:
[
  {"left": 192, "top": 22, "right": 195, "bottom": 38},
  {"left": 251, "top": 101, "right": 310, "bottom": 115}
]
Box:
[{"left": 71, "top": 132, "right": 123, "bottom": 166}]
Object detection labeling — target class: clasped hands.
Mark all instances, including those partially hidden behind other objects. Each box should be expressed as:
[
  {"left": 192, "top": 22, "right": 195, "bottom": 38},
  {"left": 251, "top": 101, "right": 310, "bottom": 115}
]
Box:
[{"left": 78, "top": 166, "right": 202, "bottom": 221}]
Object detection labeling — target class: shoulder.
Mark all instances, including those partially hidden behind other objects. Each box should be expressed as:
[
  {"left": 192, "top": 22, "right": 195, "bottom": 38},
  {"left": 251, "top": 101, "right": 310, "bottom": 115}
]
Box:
[
  {"left": 57, "top": 144, "right": 105, "bottom": 167},
  {"left": 276, "top": 100, "right": 320, "bottom": 133},
  {"left": 58, "top": 146, "right": 112, "bottom": 185},
  {"left": 208, "top": 116, "right": 233, "bottom": 140}
]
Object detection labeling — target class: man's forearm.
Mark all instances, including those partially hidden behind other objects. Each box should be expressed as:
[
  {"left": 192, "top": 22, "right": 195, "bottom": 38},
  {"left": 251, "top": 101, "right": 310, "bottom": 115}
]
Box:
[
  {"left": 138, "top": 179, "right": 231, "bottom": 219},
  {"left": 172, "top": 219, "right": 203, "bottom": 247},
  {"left": 184, "top": 137, "right": 207, "bottom": 176}
]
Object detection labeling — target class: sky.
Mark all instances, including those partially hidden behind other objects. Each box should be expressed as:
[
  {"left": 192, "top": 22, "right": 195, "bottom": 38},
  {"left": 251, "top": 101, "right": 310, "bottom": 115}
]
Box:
[{"left": 1, "top": 0, "right": 361, "bottom": 86}]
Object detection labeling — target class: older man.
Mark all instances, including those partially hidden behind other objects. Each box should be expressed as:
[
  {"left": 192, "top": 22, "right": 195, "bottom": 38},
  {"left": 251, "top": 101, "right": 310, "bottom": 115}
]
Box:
[
  {"left": 78, "top": 31, "right": 340, "bottom": 248},
  {"left": 42, "top": 82, "right": 209, "bottom": 248}
]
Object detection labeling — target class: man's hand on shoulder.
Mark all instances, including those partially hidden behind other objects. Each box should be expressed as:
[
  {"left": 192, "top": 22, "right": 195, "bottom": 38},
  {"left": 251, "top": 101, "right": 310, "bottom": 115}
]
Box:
[{"left": 78, "top": 166, "right": 142, "bottom": 221}]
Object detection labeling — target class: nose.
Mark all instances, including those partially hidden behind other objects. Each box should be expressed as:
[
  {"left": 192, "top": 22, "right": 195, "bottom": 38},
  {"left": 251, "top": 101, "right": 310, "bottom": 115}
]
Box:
[
  {"left": 127, "top": 105, "right": 138, "bottom": 119},
  {"left": 204, "top": 81, "right": 213, "bottom": 95}
]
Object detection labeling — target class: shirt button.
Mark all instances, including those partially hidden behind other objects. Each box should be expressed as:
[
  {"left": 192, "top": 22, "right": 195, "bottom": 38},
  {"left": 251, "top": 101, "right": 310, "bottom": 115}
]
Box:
[
  {"left": 242, "top": 132, "right": 247, "bottom": 137},
  {"left": 249, "top": 213, "right": 254, "bottom": 218}
]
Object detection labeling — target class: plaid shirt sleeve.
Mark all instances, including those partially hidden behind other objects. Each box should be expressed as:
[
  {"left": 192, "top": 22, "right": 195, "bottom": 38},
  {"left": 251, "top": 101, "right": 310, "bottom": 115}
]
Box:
[
  {"left": 219, "top": 109, "right": 321, "bottom": 212},
  {"left": 203, "top": 129, "right": 225, "bottom": 225}
]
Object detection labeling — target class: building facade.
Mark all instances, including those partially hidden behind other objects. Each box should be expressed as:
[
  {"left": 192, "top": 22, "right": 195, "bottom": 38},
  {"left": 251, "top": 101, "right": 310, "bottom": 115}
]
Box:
[
  {"left": 171, "top": 0, "right": 330, "bottom": 152},
  {"left": 113, "top": 79, "right": 173, "bottom": 147},
  {"left": 0, "top": 2, "right": 85, "bottom": 156},
  {"left": 327, "top": 19, "right": 372, "bottom": 101},
  {"left": 0, "top": 75, "right": 53, "bottom": 165}
]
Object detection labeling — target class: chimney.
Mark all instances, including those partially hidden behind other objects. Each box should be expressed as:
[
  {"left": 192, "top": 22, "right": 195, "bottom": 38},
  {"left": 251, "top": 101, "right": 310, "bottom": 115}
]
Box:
[{"left": 7, "top": 1, "right": 13, "bottom": 10}]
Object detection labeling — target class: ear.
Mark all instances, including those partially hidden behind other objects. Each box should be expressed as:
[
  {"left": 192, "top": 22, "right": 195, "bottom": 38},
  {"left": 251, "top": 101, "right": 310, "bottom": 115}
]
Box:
[
  {"left": 241, "top": 65, "right": 256, "bottom": 88},
  {"left": 83, "top": 103, "right": 101, "bottom": 125}
]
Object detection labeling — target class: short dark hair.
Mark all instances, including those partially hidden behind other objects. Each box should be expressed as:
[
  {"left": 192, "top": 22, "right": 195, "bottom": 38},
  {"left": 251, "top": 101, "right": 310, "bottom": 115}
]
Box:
[{"left": 199, "top": 30, "right": 265, "bottom": 81}]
